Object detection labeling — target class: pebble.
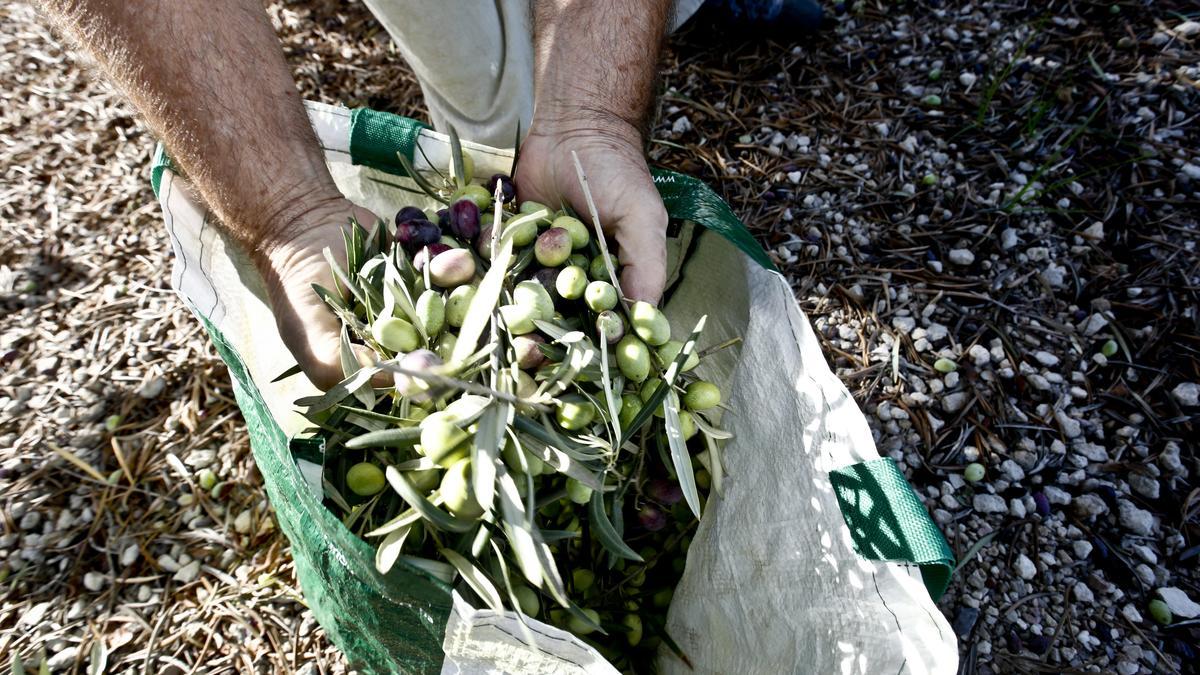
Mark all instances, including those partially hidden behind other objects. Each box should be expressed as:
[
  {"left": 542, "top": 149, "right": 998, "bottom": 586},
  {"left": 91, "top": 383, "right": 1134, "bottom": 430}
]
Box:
[
  {"left": 157, "top": 554, "right": 181, "bottom": 573},
  {"left": 173, "top": 560, "right": 202, "bottom": 584},
  {"left": 1157, "top": 587, "right": 1200, "bottom": 618},
  {"left": 1032, "top": 351, "right": 1059, "bottom": 367},
  {"left": 973, "top": 494, "right": 1007, "bottom": 513},
  {"left": 942, "top": 392, "right": 970, "bottom": 413},
  {"left": 1073, "top": 581, "right": 1095, "bottom": 604},
  {"left": 1130, "top": 473, "right": 1160, "bottom": 499},
  {"left": 137, "top": 376, "right": 166, "bottom": 399},
  {"left": 999, "top": 459, "right": 1025, "bottom": 482},
  {"left": 948, "top": 248, "right": 975, "bottom": 265},
  {"left": 1043, "top": 486, "right": 1072, "bottom": 505},
  {"left": 234, "top": 509, "right": 253, "bottom": 534},
  {"left": 967, "top": 344, "right": 990, "bottom": 366},
  {"left": 120, "top": 544, "right": 139, "bottom": 567},
  {"left": 82, "top": 571, "right": 106, "bottom": 592},
  {"left": 1116, "top": 661, "right": 1139, "bottom": 675},
  {"left": 1120, "top": 604, "right": 1143, "bottom": 624},
  {"left": 184, "top": 449, "right": 216, "bottom": 469},
  {"left": 1014, "top": 553, "right": 1036, "bottom": 580},
  {"left": 46, "top": 647, "right": 79, "bottom": 671},
  {"left": 1073, "top": 494, "right": 1108, "bottom": 517},
  {"left": 1073, "top": 540, "right": 1094, "bottom": 559},
  {"left": 958, "top": 71, "right": 977, "bottom": 87},
  {"left": 1055, "top": 410, "right": 1082, "bottom": 438},
  {"left": 1009, "top": 498, "right": 1027, "bottom": 518},
  {"left": 1000, "top": 228, "right": 1019, "bottom": 250},
  {"left": 1170, "top": 382, "right": 1199, "bottom": 407},
  {"left": 952, "top": 606, "right": 980, "bottom": 638},
  {"left": 1118, "top": 500, "right": 1156, "bottom": 536}
]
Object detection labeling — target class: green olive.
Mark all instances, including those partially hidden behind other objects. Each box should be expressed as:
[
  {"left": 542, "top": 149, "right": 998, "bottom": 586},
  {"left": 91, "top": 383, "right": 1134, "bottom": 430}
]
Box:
[
  {"left": 551, "top": 215, "right": 590, "bottom": 249},
  {"left": 589, "top": 253, "right": 619, "bottom": 281},
  {"left": 499, "top": 303, "right": 537, "bottom": 335},
  {"left": 652, "top": 588, "right": 673, "bottom": 608},
  {"left": 502, "top": 439, "right": 544, "bottom": 476},
  {"left": 566, "top": 253, "right": 589, "bottom": 269},
  {"left": 567, "top": 608, "right": 601, "bottom": 636},
  {"left": 656, "top": 340, "right": 699, "bottom": 372},
  {"left": 346, "top": 462, "right": 386, "bottom": 496},
  {"left": 594, "top": 310, "right": 625, "bottom": 344},
  {"left": 964, "top": 462, "right": 985, "bottom": 483},
  {"left": 555, "top": 266, "right": 588, "bottom": 300},
  {"left": 371, "top": 316, "right": 420, "bottom": 353},
  {"left": 420, "top": 419, "right": 470, "bottom": 468},
  {"left": 677, "top": 410, "right": 697, "bottom": 440},
  {"left": 433, "top": 332, "right": 457, "bottom": 361},
  {"left": 409, "top": 468, "right": 440, "bottom": 492},
  {"left": 556, "top": 397, "right": 596, "bottom": 431},
  {"left": 445, "top": 285, "right": 477, "bottom": 327},
  {"left": 616, "top": 336, "right": 651, "bottom": 382},
  {"left": 1148, "top": 598, "right": 1172, "bottom": 625},
  {"left": 618, "top": 394, "right": 642, "bottom": 429},
  {"left": 584, "top": 281, "right": 618, "bottom": 312},
  {"left": 572, "top": 568, "right": 595, "bottom": 592},
  {"left": 451, "top": 183, "right": 491, "bottom": 211},
  {"left": 416, "top": 290, "right": 445, "bottom": 337},
  {"left": 439, "top": 458, "right": 483, "bottom": 519},
  {"left": 506, "top": 217, "right": 539, "bottom": 247},
  {"left": 683, "top": 381, "right": 721, "bottom": 411},
  {"left": 695, "top": 468, "right": 711, "bottom": 490},
  {"left": 534, "top": 228, "right": 572, "bottom": 267},
  {"left": 514, "top": 585, "right": 540, "bottom": 616},
  {"left": 514, "top": 370, "right": 537, "bottom": 399},
  {"left": 513, "top": 280, "right": 554, "bottom": 321},
  {"left": 623, "top": 614, "right": 643, "bottom": 646},
  {"left": 630, "top": 301, "right": 670, "bottom": 346},
  {"left": 566, "top": 477, "right": 594, "bottom": 504}
]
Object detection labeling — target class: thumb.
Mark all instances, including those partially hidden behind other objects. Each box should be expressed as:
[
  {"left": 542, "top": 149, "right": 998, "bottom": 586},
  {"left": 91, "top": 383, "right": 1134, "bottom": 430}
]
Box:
[{"left": 612, "top": 199, "right": 668, "bottom": 305}]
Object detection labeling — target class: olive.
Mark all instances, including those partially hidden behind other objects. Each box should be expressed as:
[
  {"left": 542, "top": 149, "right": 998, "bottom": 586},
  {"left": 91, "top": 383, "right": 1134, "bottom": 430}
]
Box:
[
  {"left": 551, "top": 215, "right": 590, "bottom": 249},
  {"left": 584, "top": 281, "right": 618, "bottom": 312},
  {"left": 445, "top": 285, "right": 477, "bottom": 327},
  {"left": 439, "top": 458, "right": 483, "bottom": 519},
  {"left": 420, "top": 418, "right": 470, "bottom": 468},
  {"left": 630, "top": 301, "right": 670, "bottom": 346},
  {"left": 346, "top": 462, "right": 386, "bottom": 496},
  {"left": 415, "top": 290, "right": 445, "bottom": 337},
  {"left": 555, "top": 266, "right": 588, "bottom": 300},
  {"left": 371, "top": 316, "right": 419, "bottom": 353},
  {"left": 557, "top": 398, "right": 596, "bottom": 431},
  {"left": 684, "top": 381, "right": 720, "bottom": 411},
  {"left": 616, "top": 336, "right": 651, "bottom": 382},
  {"left": 534, "top": 228, "right": 572, "bottom": 267}
]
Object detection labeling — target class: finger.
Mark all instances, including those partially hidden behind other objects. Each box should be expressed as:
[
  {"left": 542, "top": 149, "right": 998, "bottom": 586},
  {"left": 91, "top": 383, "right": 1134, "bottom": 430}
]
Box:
[
  {"left": 612, "top": 200, "right": 668, "bottom": 304},
  {"left": 274, "top": 278, "right": 346, "bottom": 390}
]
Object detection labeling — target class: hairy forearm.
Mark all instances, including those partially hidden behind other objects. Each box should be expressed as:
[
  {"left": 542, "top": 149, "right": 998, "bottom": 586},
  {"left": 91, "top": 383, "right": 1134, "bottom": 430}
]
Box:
[
  {"left": 37, "top": 0, "right": 339, "bottom": 254},
  {"left": 531, "top": 0, "right": 673, "bottom": 140}
]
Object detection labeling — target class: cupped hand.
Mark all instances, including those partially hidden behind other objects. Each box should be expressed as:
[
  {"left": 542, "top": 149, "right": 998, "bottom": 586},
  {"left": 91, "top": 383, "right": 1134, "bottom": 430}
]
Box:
[
  {"left": 514, "top": 123, "right": 667, "bottom": 304},
  {"left": 255, "top": 198, "right": 384, "bottom": 390}
]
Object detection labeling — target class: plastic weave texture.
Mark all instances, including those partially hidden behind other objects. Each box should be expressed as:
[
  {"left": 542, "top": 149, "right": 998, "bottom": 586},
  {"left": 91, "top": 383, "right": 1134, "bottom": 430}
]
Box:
[
  {"left": 149, "top": 107, "right": 953, "bottom": 673},
  {"left": 829, "top": 458, "right": 955, "bottom": 600}
]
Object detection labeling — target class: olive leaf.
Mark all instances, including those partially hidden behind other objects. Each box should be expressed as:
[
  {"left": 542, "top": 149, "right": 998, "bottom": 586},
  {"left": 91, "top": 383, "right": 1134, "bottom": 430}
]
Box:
[
  {"left": 294, "top": 366, "right": 382, "bottom": 413},
  {"left": 397, "top": 555, "right": 456, "bottom": 583},
  {"left": 334, "top": 405, "right": 415, "bottom": 425},
  {"left": 570, "top": 151, "right": 628, "bottom": 314},
  {"left": 447, "top": 125, "right": 468, "bottom": 190},
  {"left": 516, "top": 433, "right": 605, "bottom": 491},
  {"left": 441, "top": 548, "right": 505, "bottom": 612},
  {"left": 323, "top": 246, "right": 367, "bottom": 306},
  {"left": 270, "top": 364, "right": 303, "bottom": 383},
  {"left": 365, "top": 507, "right": 422, "bottom": 538},
  {"left": 494, "top": 467, "right": 545, "bottom": 590},
  {"left": 590, "top": 490, "right": 642, "bottom": 562},
  {"left": 375, "top": 522, "right": 414, "bottom": 574},
  {"left": 538, "top": 529, "right": 582, "bottom": 543},
  {"left": 663, "top": 388, "right": 701, "bottom": 518},
  {"left": 597, "top": 337, "right": 622, "bottom": 442},
  {"left": 450, "top": 228, "right": 513, "bottom": 366},
  {"left": 385, "top": 466, "right": 475, "bottom": 533},
  {"left": 472, "top": 403, "right": 510, "bottom": 515},
  {"left": 701, "top": 431, "right": 725, "bottom": 496},
  {"left": 344, "top": 426, "right": 422, "bottom": 449},
  {"left": 393, "top": 150, "right": 450, "bottom": 205},
  {"left": 340, "top": 327, "right": 376, "bottom": 409}
]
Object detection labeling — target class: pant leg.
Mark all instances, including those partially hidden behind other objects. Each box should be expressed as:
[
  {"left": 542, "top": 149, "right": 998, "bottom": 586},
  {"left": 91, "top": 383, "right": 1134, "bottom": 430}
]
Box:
[{"left": 360, "top": 0, "right": 705, "bottom": 149}]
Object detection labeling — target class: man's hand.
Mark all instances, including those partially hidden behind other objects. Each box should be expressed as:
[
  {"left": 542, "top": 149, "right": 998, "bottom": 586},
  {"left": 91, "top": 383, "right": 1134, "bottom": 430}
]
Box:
[
  {"left": 523, "top": 0, "right": 674, "bottom": 304},
  {"left": 515, "top": 122, "right": 667, "bottom": 303},
  {"left": 256, "top": 199, "right": 382, "bottom": 390}
]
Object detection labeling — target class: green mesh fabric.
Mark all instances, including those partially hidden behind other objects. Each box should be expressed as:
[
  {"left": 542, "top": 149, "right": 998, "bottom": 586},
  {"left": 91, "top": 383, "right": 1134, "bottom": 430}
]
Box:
[
  {"left": 349, "top": 108, "right": 431, "bottom": 174},
  {"left": 196, "top": 311, "right": 452, "bottom": 674},
  {"left": 829, "top": 458, "right": 955, "bottom": 600},
  {"left": 649, "top": 168, "right": 775, "bottom": 272}
]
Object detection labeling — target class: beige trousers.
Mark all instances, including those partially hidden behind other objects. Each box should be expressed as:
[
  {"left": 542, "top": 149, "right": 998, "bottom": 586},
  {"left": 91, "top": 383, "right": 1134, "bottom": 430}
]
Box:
[{"left": 359, "top": 0, "right": 705, "bottom": 148}]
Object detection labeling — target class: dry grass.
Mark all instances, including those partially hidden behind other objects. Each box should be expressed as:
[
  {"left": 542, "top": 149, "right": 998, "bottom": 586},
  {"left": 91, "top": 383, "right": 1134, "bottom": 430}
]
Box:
[{"left": 1, "top": 0, "right": 1197, "bottom": 673}]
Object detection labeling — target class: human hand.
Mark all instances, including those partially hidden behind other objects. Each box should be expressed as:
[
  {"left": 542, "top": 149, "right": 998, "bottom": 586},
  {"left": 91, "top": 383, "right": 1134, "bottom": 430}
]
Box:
[
  {"left": 255, "top": 197, "right": 385, "bottom": 390},
  {"left": 515, "top": 118, "right": 667, "bottom": 304}
]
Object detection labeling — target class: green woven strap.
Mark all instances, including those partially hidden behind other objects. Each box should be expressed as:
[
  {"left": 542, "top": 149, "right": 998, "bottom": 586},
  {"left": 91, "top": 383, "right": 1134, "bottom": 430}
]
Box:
[
  {"left": 828, "top": 458, "right": 954, "bottom": 600},
  {"left": 349, "top": 108, "right": 431, "bottom": 175}
]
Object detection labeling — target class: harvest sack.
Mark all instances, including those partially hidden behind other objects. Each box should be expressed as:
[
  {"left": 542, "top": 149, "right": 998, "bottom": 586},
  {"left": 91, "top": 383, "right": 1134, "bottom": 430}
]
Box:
[{"left": 151, "top": 102, "right": 958, "bottom": 674}]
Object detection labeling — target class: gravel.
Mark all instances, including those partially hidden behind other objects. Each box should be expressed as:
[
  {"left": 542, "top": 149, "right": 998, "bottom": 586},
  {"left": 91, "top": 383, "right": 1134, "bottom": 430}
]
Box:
[{"left": 3, "top": 0, "right": 1197, "bottom": 672}]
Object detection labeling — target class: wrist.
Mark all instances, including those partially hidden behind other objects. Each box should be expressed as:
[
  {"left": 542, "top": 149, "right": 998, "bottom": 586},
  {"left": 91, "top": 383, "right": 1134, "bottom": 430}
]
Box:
[
  {"left": 529, "top": 100, "right": 646, "bottom": 149},
  {"left": 237, "top": 183, "right": 348, "bottom": 262}
]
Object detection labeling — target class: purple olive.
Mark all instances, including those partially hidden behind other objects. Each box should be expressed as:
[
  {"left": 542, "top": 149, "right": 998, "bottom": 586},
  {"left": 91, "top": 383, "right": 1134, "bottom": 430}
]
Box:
[
  {"left": 428, "top": 248, "right": 476, "bottom": 287},
  {"left": 646, "top": 479, "right": 683, "bottom": 506},
  {"left": 532, "top": 268, "right": 560, "bottom": 301},
  {"left": 1032, "top": 492, "right": 1050, "bottom": 517},
  {"left": 396, "top": 218, "right": 442, "bottom": 252},
  {"left": 393, "top": 349, "right": 443, "bottom": 397},
  {"left": 436, "top": 208, "right": 451, "bottom": 230},
  {"left": 395, "top": 205, "right": 426, "bottom": 225},
  {"left": 450, "top": 199, "right": 481, "bottom": 241},
  {"left": 534, "top": 228, "right": 572, "bottom": 267},
  {"left": 413, "top": 243, "right": 452, "bottom": 271},
  {"left": 512, "top": 334, "right": 546, "bottom": 370},
  {"left": 638, "top": 504, "right": 668, "bottom": 532},
  {"left": 486, "top": 173, "right": 517, "bottom": 203}
]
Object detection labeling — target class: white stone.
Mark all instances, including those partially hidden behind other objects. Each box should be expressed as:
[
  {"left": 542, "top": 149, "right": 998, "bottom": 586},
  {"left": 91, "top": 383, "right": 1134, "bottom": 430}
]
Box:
[
  {"left": 120, "top": 544, "right": 139, "bottom": 567},
  {"left": 184, "top": 449, "right": 216, "bottom": 468},
  {"left": 1073, "top": 581, "right": 1095, "bottom": 604},
  {"left": 1014, "top": 553, "right": 1036, "bottom": 580},
  {"left": 137, "top": 377, "right": 166, "bottom": 399},
  {"left": 234, "top": 510, "right": 253, "bottom": 534},
  {"left": 942, "top": 392, "right": 970, "bottom": 413},
  {"left": 1116, "top": 661, "right": 1139, "bottom": 675},
  {"left": 1134, "top": 564, "right": 1155, "bottom": 586},
  {"left": 1130, "top": 473, "right": 1160, "bottom": 499},
  {"left": 1000, "top": 228, "right": 1019, "bottom": 250},
  {"left": 1072, "top": 540, "right": 1094, "bottom": 559},
  {"left": 1120, "top": 604, "right": 1143, "bottom": 624},
  {"left": 1157, "top": 587, "right": 1200, "bottom": 619},
  {"left": 1118, "top": 500, "right": 1156, "bottom": 536},
  {"left": 1073, "top": 494, "right": 1108, "bottom": 517},
  {"left": 82, "top": 571, "right": 106, "bottom": 592},
  {"left": 1009, "top": 498, "right": 1027, "bottom": 518},
  {"left": 1074, "top": 442, "right": 1108, "bottom": 463},
  {"left": 892, "top": 316, "right": 917, "bottom": 333},
  {"left": 1056, "top": 410, "right": 1082, "bottom": 438},
  {"left": 1044, "top": 486, "right": 1072, "bottom": 505},
  {"left": 1033, "top": 351, "right": 1059, "bottom": 367},
  {"left": 1133, "top": 544, "right": 1157, "bottom": 565},
  {"left": 173, "top": 560, "right": 202, "bottom": 584},
  {"left": 968, "top": 344, "right": 991, "bottom": 366},
  {"left": 958, "top": 71, "right": 977, "bottom": 87},
  {"left": 973, "top": 494, "right": 1007, "bottom": 513},
  {"left": 999, "top": 460, "right": 1025, "bottom": 482},
  {"left": 1170, "top": 382, "right": 1199, "bottom": 407},
  {"left": 948, "top": 248, "right": 975, "bottom": 265},
  {"left": 46, "top": 647, "right": 80, "bottom": 671},
  {"left": 1083, "top": 221, "right": 1104, "bottom": 240},
  {"left": 157, "top": 554, "right": 181, "bottom": 573}
]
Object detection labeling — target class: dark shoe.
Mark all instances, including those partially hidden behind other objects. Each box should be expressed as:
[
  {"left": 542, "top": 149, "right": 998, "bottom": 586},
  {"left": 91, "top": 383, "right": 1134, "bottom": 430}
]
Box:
[{"left": 698, "top": 0, "right": 824, "bottom": 34}]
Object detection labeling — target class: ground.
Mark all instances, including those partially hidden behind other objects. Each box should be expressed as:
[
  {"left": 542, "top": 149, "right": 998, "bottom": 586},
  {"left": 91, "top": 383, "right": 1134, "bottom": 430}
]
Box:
[{"left": 1, "top": 0, "right": 1198, "bottom": 673}]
